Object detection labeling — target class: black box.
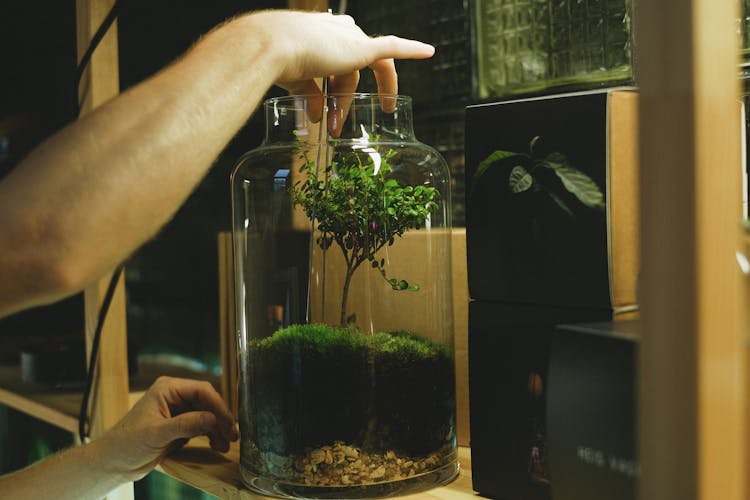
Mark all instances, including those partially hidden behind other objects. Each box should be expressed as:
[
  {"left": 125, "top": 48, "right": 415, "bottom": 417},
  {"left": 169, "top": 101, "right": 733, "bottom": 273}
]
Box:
[
  {"left": 547, "top": 321, "right": 639, "bottom": 500},
  {"left": 465, "top": 89, "right": 641, "bottom": 500},
  {"left": 465, "top": 89, "right": 639, "bottom": 313},
  {"left": 468, "top": 301, "right": 612, "bottom": 500}
]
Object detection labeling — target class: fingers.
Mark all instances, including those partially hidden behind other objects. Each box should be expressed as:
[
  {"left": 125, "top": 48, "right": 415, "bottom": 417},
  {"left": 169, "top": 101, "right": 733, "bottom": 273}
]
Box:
[
  {"left": 366, "top": 37, "right": 432, "bottom": 113},
  {"left": 157, "top": 377, "right": 238, "bottom": 446},
  {"left": 370, "top": 58, "right": 397, "bottom": 96},
  {"left": 162, "top": 410, "right": 233, "bottom": 453},
  {"left": 328, "top": 71, "right": 360, "bottom": 137},
  {"left": 279, "top": 79, "right": 324, "bottom": 123},
  {"left": 368, "top": 35, "right": 435, "bottom": 61},
  {"left": 164, "top": 378, "right": 232, "bottom": 421},
  {"left": 280, "top": 71, "right": 361, "bottom": 134},
  {"left": 329, "top": 71, "right": 360, "bottom": 96},
  {"left": 369, "top": 58, "right": 399, "bottom": 113},
  {"left": 166, "top": 411, "right": 216, "bottom": 441}
]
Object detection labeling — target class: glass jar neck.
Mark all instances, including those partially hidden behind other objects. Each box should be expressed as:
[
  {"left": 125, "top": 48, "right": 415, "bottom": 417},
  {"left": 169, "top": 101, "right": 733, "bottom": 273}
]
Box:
[{"left": 263, "top": 94, "right": 416, "bottom": 144}]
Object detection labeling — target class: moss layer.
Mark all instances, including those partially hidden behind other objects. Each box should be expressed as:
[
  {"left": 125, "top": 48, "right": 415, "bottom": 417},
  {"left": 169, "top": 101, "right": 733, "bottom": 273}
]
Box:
[{"left": 243, "top": 324, "right": 455, "bottom": 457}]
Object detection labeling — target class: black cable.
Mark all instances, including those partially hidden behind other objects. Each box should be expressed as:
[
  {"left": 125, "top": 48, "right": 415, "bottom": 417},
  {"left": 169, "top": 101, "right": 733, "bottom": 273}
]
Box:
[
  {"left": 73, "top": 0, "right": 122, "bottom": 118},
  {"left": 78, "top": 265, "right": 124, "bottom": 442},
  {"left": 74, "top": 0, "right": 124, "bottom": 443}
]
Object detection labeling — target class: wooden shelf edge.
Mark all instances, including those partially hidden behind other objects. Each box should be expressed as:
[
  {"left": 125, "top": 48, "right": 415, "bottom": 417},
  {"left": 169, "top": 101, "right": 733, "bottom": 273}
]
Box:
[
  {"left": 158, "top": 439, "right": 477, "bottom": 500},
  {"left": 0, "top": 384, "right": 145, "bottom": 434},
  {"left": 0, "top": 357, "right": 212, "bottom": 434},
  {"left": 0, "top": 385, "right": 79, "bottom": 433}
]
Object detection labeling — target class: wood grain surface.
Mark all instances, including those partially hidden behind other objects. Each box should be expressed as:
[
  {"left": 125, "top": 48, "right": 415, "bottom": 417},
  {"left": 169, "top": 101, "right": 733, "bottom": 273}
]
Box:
[{"left": 159, "top": 439, "right": 477, "bottom": 500}]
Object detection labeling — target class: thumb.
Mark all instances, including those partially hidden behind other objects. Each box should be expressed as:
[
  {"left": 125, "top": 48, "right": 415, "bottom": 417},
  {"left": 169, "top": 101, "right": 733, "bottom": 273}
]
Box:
[{"left": 164, "top": 411, "right": 216, "bottom": 442}]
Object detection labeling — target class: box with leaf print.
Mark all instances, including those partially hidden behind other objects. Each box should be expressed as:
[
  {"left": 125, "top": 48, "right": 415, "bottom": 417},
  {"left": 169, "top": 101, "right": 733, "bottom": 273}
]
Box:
[{"left": 465, "top": 89, "right": 639, "bottom": 314}]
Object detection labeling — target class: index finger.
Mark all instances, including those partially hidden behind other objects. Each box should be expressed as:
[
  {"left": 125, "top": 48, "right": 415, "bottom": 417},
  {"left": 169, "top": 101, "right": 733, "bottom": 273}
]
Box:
[{"left": 367, "top": 35, "right": 435, "bottom": 61}]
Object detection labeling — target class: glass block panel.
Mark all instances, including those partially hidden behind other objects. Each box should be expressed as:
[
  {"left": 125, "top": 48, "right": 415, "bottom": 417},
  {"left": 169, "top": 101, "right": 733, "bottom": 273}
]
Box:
[{"left": 478, "top": 0, "right": 633, "bottom": 98}]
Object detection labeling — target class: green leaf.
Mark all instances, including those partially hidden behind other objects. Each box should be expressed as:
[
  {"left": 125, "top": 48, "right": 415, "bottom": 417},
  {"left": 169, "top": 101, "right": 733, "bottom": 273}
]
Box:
[
  {"left": 471, "top": 150, "right": 527, "bottom": 196},
  {"left": 509, "top": 165, "right": 533, "bottom": 194},
  {"left": 540, "top": 154, "right": 605, "bottom": 209},
  {"left": 290, "top": 145, "right": 439, "bottom": 325}
]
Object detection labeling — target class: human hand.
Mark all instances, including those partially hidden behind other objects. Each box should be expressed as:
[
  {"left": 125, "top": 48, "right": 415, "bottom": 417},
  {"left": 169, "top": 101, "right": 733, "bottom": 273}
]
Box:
[
  {"left": 243, "top": 10, "right": 433, "bottom": 95},
  {"left": 90, "top": 376, "right": 238, "bottom": 481},
  {"left": 237, "top": 10, "right": 434, "bottom": 132}
]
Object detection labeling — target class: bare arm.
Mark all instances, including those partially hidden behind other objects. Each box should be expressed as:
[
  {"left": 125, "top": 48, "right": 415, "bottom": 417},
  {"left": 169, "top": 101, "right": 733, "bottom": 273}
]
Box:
[
  {"left": 0, "top": 10, "right": 434, "bottom": 317},
  {"left": 0, "top": 377, "right": 238, "bottom": 500}
]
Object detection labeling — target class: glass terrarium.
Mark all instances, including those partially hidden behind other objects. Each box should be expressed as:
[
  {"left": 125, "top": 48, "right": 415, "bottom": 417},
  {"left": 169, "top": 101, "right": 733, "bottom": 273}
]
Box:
[{"left": 231, "top": 94, "right": 457, "bottom": 498}]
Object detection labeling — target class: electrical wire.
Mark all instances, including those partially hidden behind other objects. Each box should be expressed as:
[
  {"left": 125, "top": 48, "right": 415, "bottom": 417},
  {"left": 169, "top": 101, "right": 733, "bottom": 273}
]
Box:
[
  {"left": 74, "top": 0, "right": 124, "bottom": 443},
  {"left": 73, "top": 0, "right": 122, "bottom": 118},
  {"left": 78, "top": 265, "right": 124, "bottom": 442}
]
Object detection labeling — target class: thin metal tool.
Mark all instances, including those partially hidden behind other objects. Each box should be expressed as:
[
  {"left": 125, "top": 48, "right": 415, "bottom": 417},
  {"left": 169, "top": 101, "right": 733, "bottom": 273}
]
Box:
[
  {"left": 317, "top": 75, "right": 330, "bottom": 321},
  {"left": 307, "top": 9, "right": 333, "bottom": 323}
]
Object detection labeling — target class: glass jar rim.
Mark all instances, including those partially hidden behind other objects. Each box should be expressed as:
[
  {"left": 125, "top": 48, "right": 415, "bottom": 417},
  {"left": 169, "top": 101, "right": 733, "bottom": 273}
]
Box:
[{"left": 263, "top": 93, "right": 412, "bottom": 106}]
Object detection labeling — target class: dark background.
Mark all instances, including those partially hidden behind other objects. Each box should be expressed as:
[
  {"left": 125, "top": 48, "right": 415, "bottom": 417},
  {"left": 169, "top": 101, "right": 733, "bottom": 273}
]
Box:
[
  {"left": 0, "top": 0, "right": 475, "bottom": 372},
  {"left": 0, "top": 5, "right": 474, "bottom": 491}
]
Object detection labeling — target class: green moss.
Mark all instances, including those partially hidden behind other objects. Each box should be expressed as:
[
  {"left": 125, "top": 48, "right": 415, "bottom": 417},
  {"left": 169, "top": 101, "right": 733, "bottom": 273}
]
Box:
[
  {"left": 254, "top": 323, "right": 367, "bottom": 354},
  {"left": 253, "top": 323, "right": 449, "bottom": 360},
  {"left": 371, "top": 330, "right": 451, "bottom": 359},
  {"left": 245, "top": 323, "right": 455, "bottom": 456}
]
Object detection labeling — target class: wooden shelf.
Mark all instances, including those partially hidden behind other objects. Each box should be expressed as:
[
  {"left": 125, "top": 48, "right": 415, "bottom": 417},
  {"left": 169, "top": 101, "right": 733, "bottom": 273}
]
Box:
[
  {"left": 0, "top": 364, "right": 84, "bottom": 433},
  {"left": 0, "top": 363, "right": 145, "bottom": 433},
  {"left": 0, "top": 360, "right": 219, "bottom": 433},
  {"left": 0, "top": 359, "right": 478, "bottom": 498},
  {"left": 159, "top": 439, "right": 477, "bottom": 500}
]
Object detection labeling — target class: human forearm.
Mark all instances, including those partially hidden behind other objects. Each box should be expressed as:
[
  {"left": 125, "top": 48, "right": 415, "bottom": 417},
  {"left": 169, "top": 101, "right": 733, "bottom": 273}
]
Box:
[
  {"left": 0, "top": 377, "right": 238, "bottom": 499},
  {"left": 0, "top": 441, "right": 128, "bottom": 500},
  {"left": 0, "top": 10, "right": 434, "bottom": 317},
  {"left": 0, "top": 15, "right": 279, "bottom": 315}
]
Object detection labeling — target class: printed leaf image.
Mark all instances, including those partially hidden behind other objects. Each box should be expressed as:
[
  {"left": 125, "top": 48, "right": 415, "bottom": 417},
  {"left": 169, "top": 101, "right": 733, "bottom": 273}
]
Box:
[
  {"left": 509, "top": 165, "right": 533, "bottom": 193},
  {"left": 540, "top": 153, "right": 604, "bottom": 209},
  {"left": 471, "top": 136, "right": 605, "bottom": 217},
  {"left": 471, "top": 150, "right": 526, "bottom": 195}
]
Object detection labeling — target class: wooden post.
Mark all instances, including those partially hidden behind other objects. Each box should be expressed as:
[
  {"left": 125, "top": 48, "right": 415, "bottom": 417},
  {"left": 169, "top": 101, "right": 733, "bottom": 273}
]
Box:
[
  {"left": 76, "top": 0, "right": 120, "bottom": 115},
  {"left": 76, "top": 2, "right": 131, "bottom": 497},
  {"left": 76, "top": 0, "right": 129, "bottom": 438},
  {"left": 218, "top": 232, "right": 238, "bottom": 419},
  {"left": 636, "top": 0, "right": 746, "bottom": 498}
]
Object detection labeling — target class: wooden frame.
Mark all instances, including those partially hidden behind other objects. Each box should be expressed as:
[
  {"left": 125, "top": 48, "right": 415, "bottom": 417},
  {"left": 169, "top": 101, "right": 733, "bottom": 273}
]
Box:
[
  {"left": 76, "top": 1, "right": 132, "bottom": 498},
  {"left": 76, "top": 0, "right": 131, "bottom": 444},
  {"left": 636, "top": 1, "right": 746, "bottom": 499}
]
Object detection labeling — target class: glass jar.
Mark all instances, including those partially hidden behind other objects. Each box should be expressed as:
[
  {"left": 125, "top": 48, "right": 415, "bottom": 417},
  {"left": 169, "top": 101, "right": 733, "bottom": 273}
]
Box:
[{"left": 231, "top": 94, "right": 457, "bottom": 498}]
